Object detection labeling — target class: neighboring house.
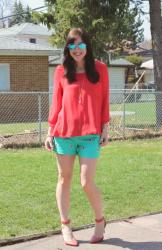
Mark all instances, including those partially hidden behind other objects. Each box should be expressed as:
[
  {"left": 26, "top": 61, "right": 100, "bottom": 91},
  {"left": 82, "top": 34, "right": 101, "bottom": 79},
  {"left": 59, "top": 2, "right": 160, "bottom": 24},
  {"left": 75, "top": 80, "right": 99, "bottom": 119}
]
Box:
[
  {"left": 0, "top": 22, "right": 53, "bottom": 46},
  {"left": 0, "top": 23, "right": 59, "bottom": 93},
  {"left": 109, "top": 58, "right": 135, "bottom": 103},
  {"left": 140, "top": 59, "right": 154, "bottom": 88},
  {"left": 0, "top": 36, "right": 60, "bottom": 122},
  {"left": 0, "top": 36, "right": 60, "bottom": 92},
  {"left": 109, "top": 58, "right": 134, "bottom": 89}
]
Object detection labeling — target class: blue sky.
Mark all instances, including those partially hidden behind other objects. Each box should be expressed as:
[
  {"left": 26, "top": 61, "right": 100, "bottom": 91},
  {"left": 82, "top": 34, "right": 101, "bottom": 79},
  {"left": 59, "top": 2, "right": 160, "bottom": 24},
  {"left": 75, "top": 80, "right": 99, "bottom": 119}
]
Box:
[{"left": 22, "top": 0, "right": 151, "bottom": 40}]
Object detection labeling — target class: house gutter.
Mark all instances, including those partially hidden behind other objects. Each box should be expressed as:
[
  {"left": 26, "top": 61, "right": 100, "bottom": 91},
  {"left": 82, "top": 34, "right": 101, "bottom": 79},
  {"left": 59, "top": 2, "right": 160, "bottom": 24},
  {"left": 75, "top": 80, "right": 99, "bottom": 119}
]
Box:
[{"left": 0, "top": 49, "right": 61, "bottom": 56}]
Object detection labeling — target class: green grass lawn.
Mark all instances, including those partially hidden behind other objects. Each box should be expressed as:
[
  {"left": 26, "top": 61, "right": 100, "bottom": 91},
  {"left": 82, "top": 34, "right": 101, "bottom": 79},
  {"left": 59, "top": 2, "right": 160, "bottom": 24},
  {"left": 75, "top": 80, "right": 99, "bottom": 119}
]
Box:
[
  {"left": 0, "top": 122, "right": 48, "bottom": 135},
  {"left": 0, "top": 138, "right": 162, "bottom": 239},
  {"left": 111, "top": 101, "right": 156, "bottom": 128},
  {"left": 125, "top": 101, "right": 156, "bottom": 127}
]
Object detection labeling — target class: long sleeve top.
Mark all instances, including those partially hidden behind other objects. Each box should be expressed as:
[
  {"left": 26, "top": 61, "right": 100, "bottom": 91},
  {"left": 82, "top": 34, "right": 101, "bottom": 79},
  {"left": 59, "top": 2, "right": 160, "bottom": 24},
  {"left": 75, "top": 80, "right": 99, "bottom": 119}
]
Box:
[{"left": 48, "top": 60, "right": 109, "bottom": 137}]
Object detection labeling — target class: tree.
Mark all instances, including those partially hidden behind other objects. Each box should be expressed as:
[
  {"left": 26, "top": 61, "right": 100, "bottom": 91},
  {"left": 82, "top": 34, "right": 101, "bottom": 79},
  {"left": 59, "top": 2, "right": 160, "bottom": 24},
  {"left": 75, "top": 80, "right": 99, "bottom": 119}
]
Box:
[
  {"left": 149, "top": 0, "right": 162, "bottom": 129},
  {"left": 131, "top": 0, "right": 162, "bottom": 129},
  {"left": 0, "top": 0, "right": 13, "bottom": 28},
  {"left": 10, "top": 0, "right": 35, "bottom": 26},
  {"left": 86, "top": 0, "right": 162, "bottom": 129},
  {"left": 10, "top": 0, "right": 24, "bottom": 25},
  {"left": 34, "top": 0, "right": 144, "bottom": 61},
  {"left": 24, "top": 5, "right": 35, "bottom": 23},
  {"left": 125, "top": 55, "right": 143, "bottom": 68}
]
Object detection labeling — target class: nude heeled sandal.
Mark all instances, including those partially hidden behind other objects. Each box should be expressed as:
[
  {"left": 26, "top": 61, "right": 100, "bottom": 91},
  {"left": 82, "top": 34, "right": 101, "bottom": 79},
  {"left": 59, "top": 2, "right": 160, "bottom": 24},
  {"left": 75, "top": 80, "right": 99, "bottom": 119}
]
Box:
[
  {"left": 90, "top": 217, "right": 106, "bottom": 244},
  {"left": 61, "top": 219, "right": 79, "bottom": 247}
]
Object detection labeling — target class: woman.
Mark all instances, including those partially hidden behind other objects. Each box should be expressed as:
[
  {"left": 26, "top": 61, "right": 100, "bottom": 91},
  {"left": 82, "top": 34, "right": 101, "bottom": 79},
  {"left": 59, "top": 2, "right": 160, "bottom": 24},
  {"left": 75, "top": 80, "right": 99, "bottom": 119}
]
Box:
[{"left": 45, "top": 27, "right": 109, "bottom": 247}]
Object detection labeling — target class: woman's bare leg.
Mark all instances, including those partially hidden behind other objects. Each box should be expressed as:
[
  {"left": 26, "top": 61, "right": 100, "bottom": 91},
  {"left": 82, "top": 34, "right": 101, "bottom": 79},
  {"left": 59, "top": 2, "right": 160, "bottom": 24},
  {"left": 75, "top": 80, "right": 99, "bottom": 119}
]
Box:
[
  {"left": 56, "top": 154, "right": 75, "bottom": 221},
  {"left": 79, "top": 157, "right": 104, "bottom": 219},
  {"left": 55, "top": 154, "right": 78, "bottom": 246},
  {"left": 79, "top": 157, "right": 105, "bottom": 241}
]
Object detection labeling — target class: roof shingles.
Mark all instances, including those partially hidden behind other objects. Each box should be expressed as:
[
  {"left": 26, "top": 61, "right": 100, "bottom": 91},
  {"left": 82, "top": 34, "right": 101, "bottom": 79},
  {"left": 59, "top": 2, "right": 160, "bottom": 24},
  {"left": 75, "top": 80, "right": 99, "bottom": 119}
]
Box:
[{"left": 0, "top": 23, "right": 53, "bottom": 36}]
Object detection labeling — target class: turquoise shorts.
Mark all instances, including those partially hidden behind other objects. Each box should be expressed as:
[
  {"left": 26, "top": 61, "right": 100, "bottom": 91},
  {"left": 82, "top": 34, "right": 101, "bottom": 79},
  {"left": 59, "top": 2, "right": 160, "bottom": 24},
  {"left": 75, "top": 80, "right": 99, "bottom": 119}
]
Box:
[{"left": 53, "top": 135, "right": 100, "bottom": 158}]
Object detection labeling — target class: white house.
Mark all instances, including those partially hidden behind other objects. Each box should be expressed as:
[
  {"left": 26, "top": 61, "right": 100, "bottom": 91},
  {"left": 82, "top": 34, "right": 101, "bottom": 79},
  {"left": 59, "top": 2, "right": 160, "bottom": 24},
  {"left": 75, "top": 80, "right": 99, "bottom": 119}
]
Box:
[
  {"left": 0, "top": 22, "right": 59, "bottom": 95},
  {"left": 109, "top": 58, "right": 134, "bottom": 103},
  {"left": 0, "top": 23, "right": 53, "bottom": 46},
  {"left": 140, "top": 59, "right": 154, "bottom": 86},
  {"left": 109, "top": 58, "right": 134, "bottom": 89},
  {"left": 0, "top": 36, "right": 59, "bottom": 92}
]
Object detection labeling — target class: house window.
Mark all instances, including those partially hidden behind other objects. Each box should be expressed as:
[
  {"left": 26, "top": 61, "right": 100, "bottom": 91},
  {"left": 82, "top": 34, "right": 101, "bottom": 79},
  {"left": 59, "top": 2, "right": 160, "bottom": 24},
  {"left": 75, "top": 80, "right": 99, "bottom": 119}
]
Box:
[
  {"left": 29, "top": 38, "right": 36, "bottom": 44},
  {"left": 0, "top": 64, "right": 10, "bottom": 91}
]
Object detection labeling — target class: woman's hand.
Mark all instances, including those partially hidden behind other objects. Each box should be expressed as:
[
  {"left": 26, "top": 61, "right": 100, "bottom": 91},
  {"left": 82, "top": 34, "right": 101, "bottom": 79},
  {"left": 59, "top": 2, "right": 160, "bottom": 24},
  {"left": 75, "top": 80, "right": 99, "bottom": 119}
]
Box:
[
  {"left": 99, "top": 123, "right": 109, "bottom": 147},
  {"left": 45, "top": 136, "right": 54, "bottom": 151}
]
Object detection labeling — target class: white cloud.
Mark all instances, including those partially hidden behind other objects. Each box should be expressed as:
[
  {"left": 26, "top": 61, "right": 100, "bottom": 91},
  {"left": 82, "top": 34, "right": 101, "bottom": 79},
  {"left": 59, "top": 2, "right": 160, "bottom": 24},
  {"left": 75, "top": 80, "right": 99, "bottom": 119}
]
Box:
[{"left": 22, "top": 0, "right": 44, "bottom": 9}]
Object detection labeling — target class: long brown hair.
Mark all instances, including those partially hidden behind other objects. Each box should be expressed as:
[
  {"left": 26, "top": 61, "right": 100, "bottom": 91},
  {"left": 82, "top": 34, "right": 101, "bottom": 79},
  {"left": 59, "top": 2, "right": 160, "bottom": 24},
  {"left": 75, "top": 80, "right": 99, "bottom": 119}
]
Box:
[{"left": 63, "top": 28, "right": 99, "bottom": 84}]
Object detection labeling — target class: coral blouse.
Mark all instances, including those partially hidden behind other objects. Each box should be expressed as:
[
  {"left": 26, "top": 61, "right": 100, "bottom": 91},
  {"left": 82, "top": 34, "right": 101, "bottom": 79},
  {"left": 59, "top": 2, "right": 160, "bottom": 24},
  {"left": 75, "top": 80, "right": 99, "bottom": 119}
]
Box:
[{"left": 48, "top": 60, "right": 109, "bottom": 137}]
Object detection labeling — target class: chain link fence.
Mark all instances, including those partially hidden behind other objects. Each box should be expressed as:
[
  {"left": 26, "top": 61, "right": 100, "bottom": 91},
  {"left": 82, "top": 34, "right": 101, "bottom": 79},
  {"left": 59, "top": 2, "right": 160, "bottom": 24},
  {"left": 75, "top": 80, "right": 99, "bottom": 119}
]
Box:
[
  {"left": 0, "top": 90, "right": 162, "bottom": 147},
  {"left": 110, "top": 89, "right": 161, "bottom": 138}
]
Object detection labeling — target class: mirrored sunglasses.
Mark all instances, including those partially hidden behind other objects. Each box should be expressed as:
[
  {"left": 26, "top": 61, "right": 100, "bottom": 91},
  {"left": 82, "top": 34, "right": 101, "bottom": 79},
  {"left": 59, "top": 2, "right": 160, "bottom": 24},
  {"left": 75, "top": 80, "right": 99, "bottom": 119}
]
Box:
[{"left": 68, "top": 43, "right": 87, "bottom": 50}]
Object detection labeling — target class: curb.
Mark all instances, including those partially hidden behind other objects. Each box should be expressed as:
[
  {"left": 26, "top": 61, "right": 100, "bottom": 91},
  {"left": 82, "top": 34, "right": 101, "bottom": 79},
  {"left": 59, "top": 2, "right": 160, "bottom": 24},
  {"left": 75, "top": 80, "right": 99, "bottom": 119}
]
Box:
[{"left": 1, "top": 210, "right": 162, "bottom": 247}]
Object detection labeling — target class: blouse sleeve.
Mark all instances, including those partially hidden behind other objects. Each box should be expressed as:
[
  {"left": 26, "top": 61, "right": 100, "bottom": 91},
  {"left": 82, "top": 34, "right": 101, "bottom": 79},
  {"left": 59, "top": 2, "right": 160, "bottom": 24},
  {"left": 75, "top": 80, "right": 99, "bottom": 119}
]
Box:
[
  {"left": 48, "top": 65, "right": 63, "bottom": 127},
  {"left": 101, "top": 63, "right": 110, "bottom": 126}
]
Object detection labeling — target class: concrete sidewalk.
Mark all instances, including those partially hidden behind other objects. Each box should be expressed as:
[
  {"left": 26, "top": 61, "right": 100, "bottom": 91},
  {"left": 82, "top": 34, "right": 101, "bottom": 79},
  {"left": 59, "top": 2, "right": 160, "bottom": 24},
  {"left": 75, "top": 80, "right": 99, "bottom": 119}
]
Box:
[{"left": 2, "top": 213, "right": 162, "bottom": 250}]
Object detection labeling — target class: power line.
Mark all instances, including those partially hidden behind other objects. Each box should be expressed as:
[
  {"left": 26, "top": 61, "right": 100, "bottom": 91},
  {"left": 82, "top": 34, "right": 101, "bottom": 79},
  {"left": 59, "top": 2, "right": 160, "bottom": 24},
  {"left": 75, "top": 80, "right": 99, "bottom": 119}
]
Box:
[{"left": 0, "top": 5, "right": 47, "bottom": 21}]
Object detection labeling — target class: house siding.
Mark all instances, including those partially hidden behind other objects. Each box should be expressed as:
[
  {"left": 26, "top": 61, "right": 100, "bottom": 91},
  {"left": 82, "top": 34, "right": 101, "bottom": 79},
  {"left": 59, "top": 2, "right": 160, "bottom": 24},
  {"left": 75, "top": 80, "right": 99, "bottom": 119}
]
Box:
[
  {"left": 0, "top": 55, "right": 49, "bottom": 91},
  {"left": 16, "top": 35, "right": 50, "bottom": 46},
  {"left": 109, "top": 67, "right": 125, "bottom": 104},
  {"left": 0, "top": 55, "right": 49, "bottom": 123}
]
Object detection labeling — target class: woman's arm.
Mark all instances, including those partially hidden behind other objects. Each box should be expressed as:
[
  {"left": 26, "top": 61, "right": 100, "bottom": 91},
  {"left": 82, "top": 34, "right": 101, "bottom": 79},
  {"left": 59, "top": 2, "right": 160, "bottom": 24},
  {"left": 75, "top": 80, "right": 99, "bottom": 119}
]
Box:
[
  {"left": 100, "top": 122, "right": 109, "bottom": 146},
  {"left": 45, "top": 66, "right": 63, "bottom": 150},
  {"left": 48, "top": 65, "right": 63, "bottom": 131},
  {"left": 101, "top": 63, "right": 110, "bottom": 127},
  {"left": 100, "top": 64, "right": 110, "bottom": 146}
]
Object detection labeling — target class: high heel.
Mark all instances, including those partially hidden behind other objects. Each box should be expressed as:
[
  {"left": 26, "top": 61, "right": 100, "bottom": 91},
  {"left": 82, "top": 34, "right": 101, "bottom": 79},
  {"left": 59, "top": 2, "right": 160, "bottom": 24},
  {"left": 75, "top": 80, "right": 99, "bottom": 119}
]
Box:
[
  {"left": 61, "top": 219, "right": 79, "bottom": 247},
  {"left": 90, "top": 217, "right": 106, "bottom": 244}
]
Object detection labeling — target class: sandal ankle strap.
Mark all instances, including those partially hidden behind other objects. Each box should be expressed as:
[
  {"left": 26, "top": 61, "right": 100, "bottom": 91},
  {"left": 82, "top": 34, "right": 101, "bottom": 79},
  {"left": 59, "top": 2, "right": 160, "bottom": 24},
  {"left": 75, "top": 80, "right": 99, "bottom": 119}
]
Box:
[
  {"left": 95, "top": 217, "right": 104, "bottom": 223},
  {"left": 61, "top": 219, "right": 70, "bottom": 225}
]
